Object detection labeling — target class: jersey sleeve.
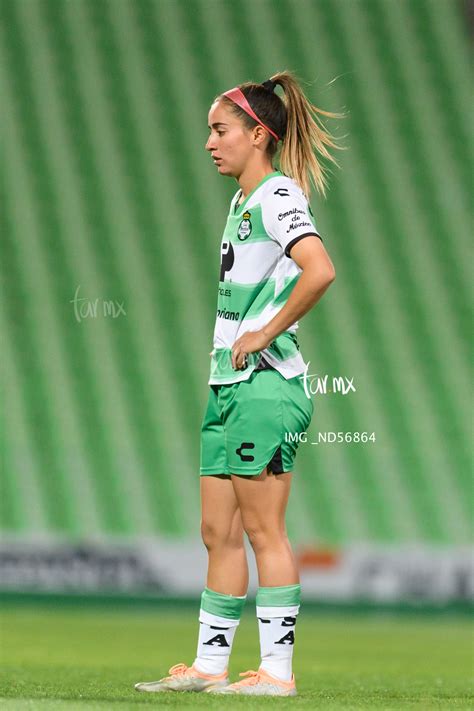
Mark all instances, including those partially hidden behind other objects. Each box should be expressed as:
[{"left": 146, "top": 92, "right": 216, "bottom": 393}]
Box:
[{"left": 261, "top": 182, "right": 323, "bottom": 258}]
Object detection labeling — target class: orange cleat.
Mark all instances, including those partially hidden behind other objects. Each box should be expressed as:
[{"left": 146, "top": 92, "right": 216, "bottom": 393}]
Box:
[
  {"left": 134, "top": 662, "right": 229, "bottom": 692},
  {"left": 207, "top": 667, "right": 297, "bottom": 696}
]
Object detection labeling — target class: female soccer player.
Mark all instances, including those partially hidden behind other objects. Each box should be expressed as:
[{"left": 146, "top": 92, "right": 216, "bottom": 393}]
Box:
[{"left": 135, "top": 71, "right": 342, "bottom": 696}]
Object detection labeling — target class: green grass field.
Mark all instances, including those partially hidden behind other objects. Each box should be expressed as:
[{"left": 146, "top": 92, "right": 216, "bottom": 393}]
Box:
[{"left": 0, "top": 605, "right": 472, "bottom": 709}]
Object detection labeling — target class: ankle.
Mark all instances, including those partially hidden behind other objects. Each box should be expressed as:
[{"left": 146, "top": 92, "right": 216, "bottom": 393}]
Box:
[
  {"left": 193, "top": 658, "right": 227, "bottom": 675},
  {"left": 260, "top": 659, "right": 292, "bottom": 682}
]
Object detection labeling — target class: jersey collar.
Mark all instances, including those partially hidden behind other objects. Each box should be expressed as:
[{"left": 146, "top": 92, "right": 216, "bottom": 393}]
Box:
[{"left": 233, "top": 170, "right": 283, "bottom": 214}]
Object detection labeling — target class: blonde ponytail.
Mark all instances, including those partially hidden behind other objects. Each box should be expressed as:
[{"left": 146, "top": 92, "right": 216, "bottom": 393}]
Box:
[
  {"left": 271, "top": 71, "right": 346, "bottom": 198},
  {"left": 219, "top": 70, "right": 346, "bottom": 198}
]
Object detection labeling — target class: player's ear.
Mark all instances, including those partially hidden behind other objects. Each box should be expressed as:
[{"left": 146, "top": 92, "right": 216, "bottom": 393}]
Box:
[{"left": 252, "top": 125, "right": 268, "bottom": 146}]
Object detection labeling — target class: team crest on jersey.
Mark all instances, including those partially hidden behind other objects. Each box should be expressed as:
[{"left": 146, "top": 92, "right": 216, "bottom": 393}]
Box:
[{"left": 237, "top": 211, "right": 252, "bottom": 241}]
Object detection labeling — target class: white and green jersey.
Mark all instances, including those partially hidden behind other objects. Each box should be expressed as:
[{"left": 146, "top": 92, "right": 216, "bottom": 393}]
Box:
[{"left": 209, "top": 170, "right": 322, "bottom": 385}]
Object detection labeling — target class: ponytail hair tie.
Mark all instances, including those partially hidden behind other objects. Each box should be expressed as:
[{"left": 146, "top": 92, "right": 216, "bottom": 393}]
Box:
[{"left": 262, "top": 79, "right": 277, "bottom": 93}]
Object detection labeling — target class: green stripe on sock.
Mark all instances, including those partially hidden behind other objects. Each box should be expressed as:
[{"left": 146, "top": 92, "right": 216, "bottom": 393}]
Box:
[
  {"left": 256, "top": 584, "right": 301, "bottom": 607},
  {"left": 201, "top": 587, "right": 247, "bottom": 619}
]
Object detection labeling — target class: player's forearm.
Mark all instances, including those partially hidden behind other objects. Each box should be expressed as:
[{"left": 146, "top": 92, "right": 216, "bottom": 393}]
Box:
[{"left": 262, "top": 268, "right": 335, "bottom": 343}]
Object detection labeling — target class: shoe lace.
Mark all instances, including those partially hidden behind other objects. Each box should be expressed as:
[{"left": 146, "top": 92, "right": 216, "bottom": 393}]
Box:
[
  {"left": 236, "top": 669, "right": 261, "bottom": 686},
  {"left": 165, "top": 663, "right": 189, "bottom": 679}
]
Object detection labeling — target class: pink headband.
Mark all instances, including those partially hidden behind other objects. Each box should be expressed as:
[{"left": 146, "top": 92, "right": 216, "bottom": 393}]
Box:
[{"left": 222, "top": 87, "right": 280, "bottom": 142}]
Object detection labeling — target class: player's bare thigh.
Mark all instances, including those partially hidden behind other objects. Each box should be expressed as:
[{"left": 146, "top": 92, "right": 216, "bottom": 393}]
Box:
[
  {"left": 200, "top": 474, "right": 245, "bottom": 547},
  {"left": 230, "top": 466, "right": 293, "bottom": 534}
]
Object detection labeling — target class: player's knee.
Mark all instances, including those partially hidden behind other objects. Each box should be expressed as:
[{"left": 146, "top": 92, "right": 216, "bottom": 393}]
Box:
[
  {"left": 243, "top": 520, "right": 286, "bottom": 553},
  {"left": 201, "top": 517, "right": 244, "bottom": 551},
  {"left": 200, "top": 519, "right": 218, "bottom": 550}
]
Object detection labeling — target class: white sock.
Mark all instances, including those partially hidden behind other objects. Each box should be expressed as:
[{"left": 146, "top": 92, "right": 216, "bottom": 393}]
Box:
[
  {"left": 256, "top": 604, "right": 300, "bottom": 681},
  {"left": 193, "top": 609, "right": 240, "bottom": 675}
]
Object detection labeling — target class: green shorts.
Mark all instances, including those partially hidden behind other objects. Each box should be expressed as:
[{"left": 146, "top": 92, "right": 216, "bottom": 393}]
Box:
[{"left": 200, "top": 368, "right": 314, "bottom": 477}]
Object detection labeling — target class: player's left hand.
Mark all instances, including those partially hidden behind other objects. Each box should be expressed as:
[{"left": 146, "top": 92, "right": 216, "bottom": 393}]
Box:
[{"left": 231, "top": 329, "right": 273, "bottom": 370}]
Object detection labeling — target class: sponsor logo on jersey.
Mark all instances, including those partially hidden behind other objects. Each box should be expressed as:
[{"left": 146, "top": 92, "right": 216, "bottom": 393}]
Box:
[
  {"left": 278, "top": 207, "right": 305, "bottom": 221},
  {"left": 277, "top": 207, "right": 313, "bottom": 234},
  {"left": 216, "top": 308, "right": 240, "bottom": 320},
  {"left": 237, "top": 211, "right": 252, "bottom": 240},
  {"left": 274, "top": 188, "right": 290, "bottom": 197},
  {"left": 220, "top": 241, "right": 234, "bottom": 281},
  {"left": 286, "top": 220, "right": 312, "bottom": 233}
]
